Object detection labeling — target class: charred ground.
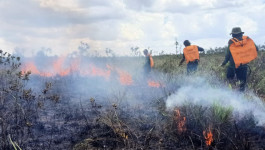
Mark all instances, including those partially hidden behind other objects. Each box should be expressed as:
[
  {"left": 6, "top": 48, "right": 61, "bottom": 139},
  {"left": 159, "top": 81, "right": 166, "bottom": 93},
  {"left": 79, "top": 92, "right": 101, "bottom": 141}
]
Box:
[{"left": 1, "top": 51, "right": 265, "bottom": 150}]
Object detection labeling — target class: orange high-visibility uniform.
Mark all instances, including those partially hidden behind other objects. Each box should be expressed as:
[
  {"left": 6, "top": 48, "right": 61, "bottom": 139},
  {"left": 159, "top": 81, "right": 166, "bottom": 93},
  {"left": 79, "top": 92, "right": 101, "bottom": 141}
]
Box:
[
  {"left": 183, "top": 45, "right": 199, "bottom": 63},
  {"left": 229, "top": 36, "right": 257, "bottom": 68},
  {"left": 148, "top": 54, "right": 154, "bottom": 68}
]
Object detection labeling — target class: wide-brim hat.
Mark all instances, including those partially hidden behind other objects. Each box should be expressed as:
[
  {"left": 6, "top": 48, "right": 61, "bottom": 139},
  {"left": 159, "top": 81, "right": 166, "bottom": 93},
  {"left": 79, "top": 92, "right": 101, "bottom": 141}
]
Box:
[{"left": 230, "top": 27, "right": 244, "bottom": 35}]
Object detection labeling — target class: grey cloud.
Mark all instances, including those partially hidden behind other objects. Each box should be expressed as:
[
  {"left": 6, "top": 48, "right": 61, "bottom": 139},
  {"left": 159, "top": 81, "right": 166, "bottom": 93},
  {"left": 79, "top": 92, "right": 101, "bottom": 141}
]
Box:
[
  {"left": 77, "top": 0, "right": 113, "bottom": 7},
  {"left": 86, "top": 6, "right": 126, "bottom": 23},
  {"left": 0, "top": 22, "right": 66, "bottom": 44},
  {"left": 123, "top": 0, "right": 155, "bottom": 11},
  {"left": 149, "top": 0, "right": 264, "bottom": 14},
  {"left": 163, "top": 12, "right": 228, "bottom": 43},
  {"left": 0, "top": 0, "right": 125, "bottom": 28},
  {"left": 1, "top": 0, "right": 264, "bottom": 56},
  {"left": 0, "top": 0, "right": 126, "bottom": 44},
  {"left": 64, "top": 20, "right": 121, "bottom": 41},
  {"left": 0, "top": 0, "right": 75, "bottom": 28},
  {"left": 159, "top": 4, "right": 200, "bottom": 14},
  {"left": 208, "top": 0, "right": 261, "bottom": 11}
]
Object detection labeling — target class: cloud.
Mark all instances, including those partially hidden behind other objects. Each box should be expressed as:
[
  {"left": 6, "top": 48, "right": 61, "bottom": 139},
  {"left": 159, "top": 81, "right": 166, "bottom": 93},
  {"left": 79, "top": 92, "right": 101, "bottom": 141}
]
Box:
[
  {"left": 151, "top": 0, "right": 216, "bottom": 13},
  {"left": 123, "top": 0, "right": 155, "bottom": 10},
  {"left": 77, "top": 0, "right": 116, "bottom": 8},
  {"left": 225, "top": 13, "right": 258, "bottom": 36},
  {"left": 120, "top": 23, "right": 145, "bottom": 40},
  {"left": 0, "top": 0, "right": 73, "bottom": 27},
  {"left": 0, "top": 0, "right": 125, "bottom": 28},
  {"left": 0, "top": 0, "right": 264, "bottom": 56},
  {"left": 36, "top": 0, "right": 80, "bottom": 11}
]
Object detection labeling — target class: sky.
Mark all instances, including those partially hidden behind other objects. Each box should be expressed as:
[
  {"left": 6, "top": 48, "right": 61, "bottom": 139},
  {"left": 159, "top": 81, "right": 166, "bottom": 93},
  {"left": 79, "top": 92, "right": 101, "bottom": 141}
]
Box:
[{"left": 0, "top": 0, "right": 265, "bottom": 56}]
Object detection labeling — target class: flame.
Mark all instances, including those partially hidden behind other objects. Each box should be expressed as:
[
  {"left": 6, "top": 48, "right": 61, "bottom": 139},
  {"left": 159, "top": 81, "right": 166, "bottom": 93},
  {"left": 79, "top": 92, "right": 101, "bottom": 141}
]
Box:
[
  {"left": 116, "top": 69, "right": 133, "bottom": 85},
  {"left": 22, "top": 62, "right": 40, "bottom": 74},
  {"left": 58, "top": 69, "right": 71, "bottom": 76},
  {"left": 22, "top": 57, "right": 76, "bottom": 77},
  {"left": 70, "top": 58, "right": 80, "bottom": 72},
  {"left": 80, "top": 64, "right": 111, "bottom": 80},
  {"left": 148, "top": 80, "right": 161, "bottom": 88},
  {"left": 21, "top": 59, "right": 135, "bottom": 86},
  {"left": 40, "top": 72, "right": 53, "bottom": 77},
  {"left": 64, "top": 58, "right": 80, "bottom": 76},
  {"left": 22, "top": 62, "right": 53, "bottom": 77},
  {"left": 203, "top": 127, "right": 213, "bottom": 146},
  {"left": 53, "top": 56, "right": 66, "bottom": 72},
  {"left": 106, "top": 64, "right": 114, "bottom": 70},
  {"left": 91, "top": 65, "right": 111, "bottom": 78},
  {"left": 52, "top": 56, "right": 72, "bottom": 76},
  {"left": 174, "top": 109, "right": 186, "bottom": 133}
]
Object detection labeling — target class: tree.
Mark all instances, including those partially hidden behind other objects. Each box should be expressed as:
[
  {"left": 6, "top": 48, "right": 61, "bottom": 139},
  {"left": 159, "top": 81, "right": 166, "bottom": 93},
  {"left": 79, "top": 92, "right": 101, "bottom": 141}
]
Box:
[
  {"left": 175, "top": 38, "right": 179, "bottom": 55},
  {"left": 105, "top": 48, "right": 116, "bottom": 57},
  {"left": 78, "top": 42, "right": 90, "bottom": 56},
  {"left": 130, "top": 46, "right": 140, "bottom": 56}
]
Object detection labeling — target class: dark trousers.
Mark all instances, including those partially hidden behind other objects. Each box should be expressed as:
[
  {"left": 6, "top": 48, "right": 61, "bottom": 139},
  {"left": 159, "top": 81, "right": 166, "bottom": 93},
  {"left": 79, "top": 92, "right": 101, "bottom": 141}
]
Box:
[
  {"left": 144, "top": 64, "right": 151, "bottom": 76},
  {"left": 226, "top": 65, "right": 248, "bottom": 91},
  {"left": 187, "top": 61, "right": 198, "bottom": 75}
]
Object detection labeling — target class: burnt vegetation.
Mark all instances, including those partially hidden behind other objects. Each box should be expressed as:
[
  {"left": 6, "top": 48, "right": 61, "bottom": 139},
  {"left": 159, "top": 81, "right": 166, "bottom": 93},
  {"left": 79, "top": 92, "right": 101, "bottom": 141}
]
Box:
[{"left": 0, "top": 49, "right": 265, "bottom": 150}]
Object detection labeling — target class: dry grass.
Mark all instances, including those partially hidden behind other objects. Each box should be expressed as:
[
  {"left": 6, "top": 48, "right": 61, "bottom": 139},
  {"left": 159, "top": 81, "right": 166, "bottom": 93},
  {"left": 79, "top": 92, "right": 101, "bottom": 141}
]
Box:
[{"left": 1, "top": 50, "right": 265, "bottom": 149}]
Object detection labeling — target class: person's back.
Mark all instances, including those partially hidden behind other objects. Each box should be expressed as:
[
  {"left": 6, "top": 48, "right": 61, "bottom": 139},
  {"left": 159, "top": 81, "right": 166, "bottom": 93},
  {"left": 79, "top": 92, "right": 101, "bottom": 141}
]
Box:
[
  {"left": 179, "top": 40, "right": 204, "bottom": 75},
  {"left": 221, "top": 27, "right": 258, "bottom": 91}
]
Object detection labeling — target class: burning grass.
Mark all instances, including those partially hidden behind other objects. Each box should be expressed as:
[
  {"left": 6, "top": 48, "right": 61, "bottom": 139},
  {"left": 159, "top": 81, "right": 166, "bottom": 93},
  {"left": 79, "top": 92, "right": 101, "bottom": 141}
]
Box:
[
  {"left": 70, "top": 98, "right": 265, "bottom": 150},
  {"left": 1, "top": 51, "right": 265, "bottom": 149}
]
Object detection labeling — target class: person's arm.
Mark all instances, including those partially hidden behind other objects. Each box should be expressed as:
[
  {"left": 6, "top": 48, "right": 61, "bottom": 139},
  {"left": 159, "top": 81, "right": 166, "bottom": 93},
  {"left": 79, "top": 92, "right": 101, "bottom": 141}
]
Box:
[
  {"left": 221, "top": 40, "right": 233, "bottom": 66},
  {"left": 149, "top": 55, "right": 154, "bottom": 68},
  {"left": 197, "top": 46, "right": 204, "bottom": 52},
  {"left": 255, "top": 44, "right": 259, "bottom": 52},
  {"left": 179, "top": 54, "right": 185, "bottom": 66},
  {"left": 221, "top": 48, "right": 231, "bottom": 66}
]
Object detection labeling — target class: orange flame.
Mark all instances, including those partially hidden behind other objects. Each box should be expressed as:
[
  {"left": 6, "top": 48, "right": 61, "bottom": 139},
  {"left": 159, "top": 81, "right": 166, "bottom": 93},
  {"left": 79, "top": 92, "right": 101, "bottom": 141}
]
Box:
[
  {"left": 70, "top": 58, "right": 80, "bottom": 72},
  {"left": 52, "top": 56, "right": 72, "bottom": 76},
  {"left": 80, "top": 64, "right": 111, "bottom": 80},
  {"left": 40, "top": 72, "right": 53, "bottom": 77},
  {"left": 22, "top": 62, "right": 56, "bottom": 77},
  {"left": 22, "top": 62, "right": 52, "bottom": 77},
  {"left": 22, "top": 62, "right": 40, "bottom": 74},
  {"left": 203, "top": 127, "right": 213, "bottom": 146},
  {"left": 148, "top": 80, "right": 161, "bottom": 88},
  {"left": 116, "top": 69, "right": 133, "bottom": 85},
  {"left": 174, "top": 109, "right": 186, "bottom": 133},
  {"left": 53, "top": 56, "right": 65, "bottom": 72},
  {"left": 21, "top": 60, "right": 135, "bottom": 85},
  {"left": 58, "top": 69, "right": 71, "bottom": 76},
  {"left": 22, "top": 57, "right": 77, "bottom": 77},
  {"left": 106, "top": 64, "right": 114, "bottom": 70}
]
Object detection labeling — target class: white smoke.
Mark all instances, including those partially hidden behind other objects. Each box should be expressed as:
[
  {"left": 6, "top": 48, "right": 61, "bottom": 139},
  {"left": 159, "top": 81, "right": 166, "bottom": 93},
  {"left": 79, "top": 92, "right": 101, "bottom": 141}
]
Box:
[{"left": 166, "top": 76, "right": 265, "bottom": 125}]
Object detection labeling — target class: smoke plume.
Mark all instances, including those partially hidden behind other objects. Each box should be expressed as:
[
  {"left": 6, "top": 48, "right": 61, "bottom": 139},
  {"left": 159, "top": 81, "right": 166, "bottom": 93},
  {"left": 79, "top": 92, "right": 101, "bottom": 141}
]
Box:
[{"left": 166, "top": 76, "right": 265, "bottom": 125}]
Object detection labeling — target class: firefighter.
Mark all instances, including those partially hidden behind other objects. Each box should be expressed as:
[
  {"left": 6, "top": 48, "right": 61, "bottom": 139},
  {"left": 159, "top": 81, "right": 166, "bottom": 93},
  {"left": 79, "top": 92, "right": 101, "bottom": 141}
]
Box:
[
  {"left": 221, "top": 27, "right": 258, "bottom": 91},
  {"left": 143, "top": 49, "right": 154, "bottom": 75},
  {"left": 179, "top": 40, "right": 204, "bottom": 74}
]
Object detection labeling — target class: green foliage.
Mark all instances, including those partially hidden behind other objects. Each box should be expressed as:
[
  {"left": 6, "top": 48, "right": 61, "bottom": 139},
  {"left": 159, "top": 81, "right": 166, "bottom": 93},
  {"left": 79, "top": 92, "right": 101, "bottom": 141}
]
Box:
[
  {"left": 153, "top": 51, "right": 265, "bottom": 97},
  {"left": 153, "top": 55, "right": 182, "bottom": 74},
  {"left": 212, "top": 102, "right": 233, "bottom": 123},
  {"left": 256, "top": 77, "right": 265, "bottom": 95},
  {"left": 9, "top": 135, "right": 22, "bottom": 150}
]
